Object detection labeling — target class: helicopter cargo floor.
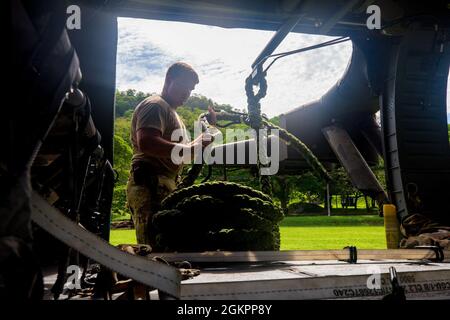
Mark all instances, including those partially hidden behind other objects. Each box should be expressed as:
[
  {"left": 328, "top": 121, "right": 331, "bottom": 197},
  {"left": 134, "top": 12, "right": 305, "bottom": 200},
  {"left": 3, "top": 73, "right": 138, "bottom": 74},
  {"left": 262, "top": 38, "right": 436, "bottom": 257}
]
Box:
[
  {"left": 42, "top": 249, "right": 450, "bottom": 300},
  {"left": 177, "top": 259, "right": 450, "bottom": 300}
]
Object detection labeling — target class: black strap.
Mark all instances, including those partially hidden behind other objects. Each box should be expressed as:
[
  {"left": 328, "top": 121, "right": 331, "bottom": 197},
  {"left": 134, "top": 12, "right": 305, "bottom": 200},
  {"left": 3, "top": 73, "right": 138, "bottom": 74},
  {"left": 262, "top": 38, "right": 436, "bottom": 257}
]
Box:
[
  {"left": 414, "top": 245, "right": 444, "bottom": 262},
  {"left": 343, "top": 246, "right": 358, "bottom": 264}
]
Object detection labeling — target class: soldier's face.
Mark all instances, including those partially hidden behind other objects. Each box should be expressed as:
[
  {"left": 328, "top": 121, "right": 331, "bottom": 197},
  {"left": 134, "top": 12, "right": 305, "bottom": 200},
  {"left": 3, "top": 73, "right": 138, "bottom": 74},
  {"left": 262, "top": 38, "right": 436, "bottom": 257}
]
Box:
[{"left": 167, "top": 74, "right": 197, "bottom": 107}]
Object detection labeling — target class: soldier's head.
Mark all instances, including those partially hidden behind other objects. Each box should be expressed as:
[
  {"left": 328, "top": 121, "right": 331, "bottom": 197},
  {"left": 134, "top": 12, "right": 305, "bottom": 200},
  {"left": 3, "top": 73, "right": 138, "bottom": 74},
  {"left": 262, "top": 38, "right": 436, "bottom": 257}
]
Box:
[{"left": 162, "top": 62, "right": 199, "bottom": 108}]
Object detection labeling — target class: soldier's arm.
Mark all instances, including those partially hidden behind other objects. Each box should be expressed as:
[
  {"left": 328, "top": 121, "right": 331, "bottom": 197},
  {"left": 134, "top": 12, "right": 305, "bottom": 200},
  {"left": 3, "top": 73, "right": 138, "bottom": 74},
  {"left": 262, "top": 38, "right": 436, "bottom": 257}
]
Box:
[
  {"left": 137, "top": 127, "right": 187, "bottom": 158},
  {"left": 137, "top": 128, "right": 210, "bottom": 159}
]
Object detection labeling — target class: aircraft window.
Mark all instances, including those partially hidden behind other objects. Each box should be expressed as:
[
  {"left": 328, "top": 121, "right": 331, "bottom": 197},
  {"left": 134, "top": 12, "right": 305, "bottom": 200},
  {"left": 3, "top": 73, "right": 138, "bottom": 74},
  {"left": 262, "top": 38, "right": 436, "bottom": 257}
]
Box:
[{"left": 116, "top": 17, "right": 352, "bottom": 118}]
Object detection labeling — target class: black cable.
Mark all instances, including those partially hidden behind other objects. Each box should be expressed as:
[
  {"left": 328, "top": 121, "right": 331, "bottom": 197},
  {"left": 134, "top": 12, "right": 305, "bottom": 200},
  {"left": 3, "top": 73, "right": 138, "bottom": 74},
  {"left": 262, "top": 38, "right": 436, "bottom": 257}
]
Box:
[
  {"left": 268, "top": 36, "right": 349, "bottom": 58},
  {"left": 251, "top": 36, "right": 350, "bottom": 73},
  {"left": 263, "top": 37, "right": 351, "bottom": 73},
  {"left": 256, "top": 13, "right": 445, "bottom": 76},
  {"left": 201, "top": 165, "right": 213, "bottom": 183},
  {"left": 223, "top": 164, "right": 227, "bottom": 181}
]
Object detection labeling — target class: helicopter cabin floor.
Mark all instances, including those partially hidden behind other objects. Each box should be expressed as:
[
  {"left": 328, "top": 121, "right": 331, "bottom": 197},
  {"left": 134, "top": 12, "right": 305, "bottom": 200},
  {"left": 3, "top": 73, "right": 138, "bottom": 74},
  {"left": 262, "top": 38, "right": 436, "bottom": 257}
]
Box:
[{"left": 42, "top": 252, "right": 450, "bottom": 300}]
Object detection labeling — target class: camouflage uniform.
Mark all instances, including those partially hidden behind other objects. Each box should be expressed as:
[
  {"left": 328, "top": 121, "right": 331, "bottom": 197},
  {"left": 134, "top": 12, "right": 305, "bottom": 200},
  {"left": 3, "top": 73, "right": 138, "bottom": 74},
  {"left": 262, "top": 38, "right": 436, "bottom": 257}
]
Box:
[
  {"left": 126, "top": 95, "right": 188, "bottom": 247},
  {"left": 126, "top": 169, "right": 177, "bottom": 246}
]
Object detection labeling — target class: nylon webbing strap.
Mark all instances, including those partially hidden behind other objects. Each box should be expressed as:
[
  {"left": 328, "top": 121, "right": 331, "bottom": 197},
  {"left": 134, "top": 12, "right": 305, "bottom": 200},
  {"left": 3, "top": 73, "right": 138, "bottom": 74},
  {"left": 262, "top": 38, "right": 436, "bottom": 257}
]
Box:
[
  {"left": 147, "top": 248, "right": 446, "bottom": 263},
  {"left": 30, "top": 191, "right": 181, "bottom": 297}
]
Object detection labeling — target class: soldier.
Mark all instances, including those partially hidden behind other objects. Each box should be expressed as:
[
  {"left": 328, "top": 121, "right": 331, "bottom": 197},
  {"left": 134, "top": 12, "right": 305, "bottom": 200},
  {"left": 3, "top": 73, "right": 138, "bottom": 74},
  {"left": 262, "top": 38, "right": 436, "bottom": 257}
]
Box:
[{"left": 126, "top": 62, "right": 215, "bottom": 247}]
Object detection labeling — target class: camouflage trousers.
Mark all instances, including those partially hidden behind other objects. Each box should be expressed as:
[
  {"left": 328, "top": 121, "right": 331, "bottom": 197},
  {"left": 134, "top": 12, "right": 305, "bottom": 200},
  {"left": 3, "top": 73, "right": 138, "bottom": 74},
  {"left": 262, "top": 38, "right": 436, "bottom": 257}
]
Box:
[{"left": 126, "top": 170, "right": 177, "bottom": 247}]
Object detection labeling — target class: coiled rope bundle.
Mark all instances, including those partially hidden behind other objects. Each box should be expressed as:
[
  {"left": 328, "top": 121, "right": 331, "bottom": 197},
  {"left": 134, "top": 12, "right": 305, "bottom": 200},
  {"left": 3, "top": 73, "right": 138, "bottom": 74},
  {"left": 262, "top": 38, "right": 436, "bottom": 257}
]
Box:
[{"left": 152, "top": 182, "right": 283, "bottom": 252}]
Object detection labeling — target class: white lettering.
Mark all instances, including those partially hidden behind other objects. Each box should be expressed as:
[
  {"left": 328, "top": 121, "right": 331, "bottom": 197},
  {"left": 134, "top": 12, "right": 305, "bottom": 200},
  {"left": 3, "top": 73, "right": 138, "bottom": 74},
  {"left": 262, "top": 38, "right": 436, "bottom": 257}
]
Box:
[{"left": 66, "top": 5, "right": 81, "bottom": 30}]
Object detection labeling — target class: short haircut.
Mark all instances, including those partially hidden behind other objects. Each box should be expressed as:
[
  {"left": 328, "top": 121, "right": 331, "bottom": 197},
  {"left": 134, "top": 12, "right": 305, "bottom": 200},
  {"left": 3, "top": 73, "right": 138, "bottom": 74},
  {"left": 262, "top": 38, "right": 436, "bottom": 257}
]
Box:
[{"left": 165, "top": 62, "right": 199, "bottom": 84}]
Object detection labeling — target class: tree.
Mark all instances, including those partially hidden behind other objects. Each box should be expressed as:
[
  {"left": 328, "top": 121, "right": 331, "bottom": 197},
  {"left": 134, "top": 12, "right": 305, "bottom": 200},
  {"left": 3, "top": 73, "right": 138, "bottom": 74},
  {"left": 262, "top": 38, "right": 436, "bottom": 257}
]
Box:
[
  {"left": 272, "top": 176, "right": 301, "bottom": 214},
  {"left": 126, "top": 89, "right": 136, "bottom": 96}
]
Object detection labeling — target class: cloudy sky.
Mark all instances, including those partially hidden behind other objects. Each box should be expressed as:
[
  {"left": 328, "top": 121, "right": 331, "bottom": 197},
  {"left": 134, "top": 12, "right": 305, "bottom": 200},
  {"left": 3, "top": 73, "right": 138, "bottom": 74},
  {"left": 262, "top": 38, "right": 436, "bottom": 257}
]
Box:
[{"left": 116, "top": 17, "right": 450, "bottom": 120}]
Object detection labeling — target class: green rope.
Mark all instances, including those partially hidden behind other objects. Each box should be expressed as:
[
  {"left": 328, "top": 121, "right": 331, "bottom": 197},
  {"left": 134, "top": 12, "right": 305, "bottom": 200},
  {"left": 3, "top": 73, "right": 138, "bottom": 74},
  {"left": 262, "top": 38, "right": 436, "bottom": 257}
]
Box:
[
  {"left": 262, "top": 119, "right": 332, "bottom": 182},
  {"left": 245, "top": 71, "right": 272, "bottom": 196},
  {"left": 178, "top": 164, "right": 203, "bottom": 189}
]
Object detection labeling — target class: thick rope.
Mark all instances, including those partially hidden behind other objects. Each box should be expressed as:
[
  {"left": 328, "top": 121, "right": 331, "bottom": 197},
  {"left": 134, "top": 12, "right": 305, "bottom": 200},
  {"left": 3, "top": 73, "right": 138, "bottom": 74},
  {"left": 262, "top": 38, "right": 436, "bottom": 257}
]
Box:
[
  {"left": 245, "top": 71, "right": 272, "bottom": 196},
  {"left": 262, "top": 120, "right": 331, "bottom": 182}
]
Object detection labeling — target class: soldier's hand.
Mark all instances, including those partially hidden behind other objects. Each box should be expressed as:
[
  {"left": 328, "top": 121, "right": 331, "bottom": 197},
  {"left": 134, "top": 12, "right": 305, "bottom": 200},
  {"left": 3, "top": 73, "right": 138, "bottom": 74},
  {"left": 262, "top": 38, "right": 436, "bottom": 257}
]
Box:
[
  {"left": 190, "top": 133, "right": 213, "bottom": 149},
  {"left": 200, "top": 132, "right": 214, "bottom": 147},
  {"left": 206, "top": 105, "right": 217, "bottom": 125}
]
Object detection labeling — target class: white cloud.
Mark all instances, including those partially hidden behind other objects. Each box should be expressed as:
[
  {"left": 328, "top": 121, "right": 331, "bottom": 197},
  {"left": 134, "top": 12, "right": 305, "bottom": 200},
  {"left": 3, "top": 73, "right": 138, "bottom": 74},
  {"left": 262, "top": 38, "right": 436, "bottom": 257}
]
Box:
[{"left": 117, "top": 17, "right": 449, "bottom": 120}]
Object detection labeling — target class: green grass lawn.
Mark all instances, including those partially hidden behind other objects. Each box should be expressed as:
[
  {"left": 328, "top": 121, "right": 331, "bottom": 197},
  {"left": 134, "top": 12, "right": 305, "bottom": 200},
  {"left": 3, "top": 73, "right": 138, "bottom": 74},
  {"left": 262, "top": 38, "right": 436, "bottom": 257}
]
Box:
[
  {"left": 279, "top": 215, "right": 386, "bottom": 250},
  {"left": 109, "top": 229, "right": 137, "bottom": 246},
  {"left": 109, "top": 215, "right": 387, "bottom": 249}
]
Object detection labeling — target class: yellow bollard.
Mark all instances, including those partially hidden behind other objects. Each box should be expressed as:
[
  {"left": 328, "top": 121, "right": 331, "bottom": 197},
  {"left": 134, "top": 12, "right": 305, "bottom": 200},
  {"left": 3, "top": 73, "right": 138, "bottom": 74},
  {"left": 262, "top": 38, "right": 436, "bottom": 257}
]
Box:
[{"left": 383, "top": 204, "right": 401, "bottom": 249}]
